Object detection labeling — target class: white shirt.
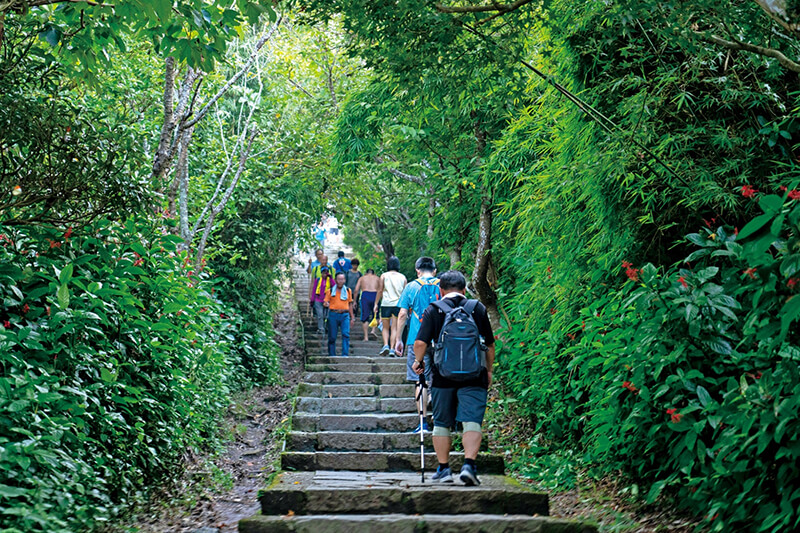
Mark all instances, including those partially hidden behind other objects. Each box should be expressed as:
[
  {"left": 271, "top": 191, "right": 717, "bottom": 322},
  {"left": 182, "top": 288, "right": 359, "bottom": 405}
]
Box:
[{"left": 381, "top": 271, "right": 407, "bottom": 306}]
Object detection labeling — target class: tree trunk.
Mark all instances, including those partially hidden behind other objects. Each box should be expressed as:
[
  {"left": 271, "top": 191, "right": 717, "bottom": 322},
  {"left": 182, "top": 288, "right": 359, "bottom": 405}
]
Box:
[
  {"left": 448, "top": 246, "right": 462, "bottom": 269},
  {"left": 472, "top": 195, "right": 499, "bottom": 331},
  {"left": 470, "top": 112, "right": 500, "bottom": 330},
  {"left": 375, "top": 217, "right": 394, "bottom": 260}
]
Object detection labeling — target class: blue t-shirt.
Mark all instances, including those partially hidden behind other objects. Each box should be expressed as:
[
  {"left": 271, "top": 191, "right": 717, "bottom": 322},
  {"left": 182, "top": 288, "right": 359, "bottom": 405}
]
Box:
[
  {"left": 333, "top": 257, "right": 352, "bottom": 273},
  {"left": 398, "top": 276, "right": 440, "bottom": 345}
]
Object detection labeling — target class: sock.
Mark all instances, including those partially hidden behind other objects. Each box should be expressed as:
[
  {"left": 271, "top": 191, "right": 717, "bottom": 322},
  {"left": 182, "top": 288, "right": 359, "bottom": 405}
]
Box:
[
  {"left": 438, "top": 463, "right": 449, "bottom": 471},
  {"left": 464, "top": 458, "right": 476, "bottom": 469}
]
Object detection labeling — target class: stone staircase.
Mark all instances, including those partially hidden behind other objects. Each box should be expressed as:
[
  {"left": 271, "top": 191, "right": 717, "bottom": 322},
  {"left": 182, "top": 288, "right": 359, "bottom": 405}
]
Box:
[{"left": 239, "top": 261, "right": 596, "bottom": 533}]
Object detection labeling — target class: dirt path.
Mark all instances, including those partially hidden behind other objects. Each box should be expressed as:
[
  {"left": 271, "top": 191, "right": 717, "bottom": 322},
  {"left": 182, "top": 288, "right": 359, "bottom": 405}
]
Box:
[{"left": 135, "top": 280, "right": 305, "bottom": 533}]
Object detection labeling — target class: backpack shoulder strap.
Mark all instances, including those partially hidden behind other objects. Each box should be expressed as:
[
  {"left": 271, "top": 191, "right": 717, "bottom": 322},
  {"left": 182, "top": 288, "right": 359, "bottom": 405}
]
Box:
[
  {"left": 431, "top": 298, "right": 454, "bottom": 313},
  {"left": 463, "top": 299, "right": 479, "bottom": 315}
]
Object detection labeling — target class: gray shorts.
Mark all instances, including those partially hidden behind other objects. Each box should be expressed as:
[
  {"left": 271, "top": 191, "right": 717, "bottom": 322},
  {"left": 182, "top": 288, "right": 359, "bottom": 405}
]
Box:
[
  {"left": 406, "top": 344, "right": 432, "bottom": 382},
  {"left": 430, "top": 385, "right": 487, "bottom": 429}
]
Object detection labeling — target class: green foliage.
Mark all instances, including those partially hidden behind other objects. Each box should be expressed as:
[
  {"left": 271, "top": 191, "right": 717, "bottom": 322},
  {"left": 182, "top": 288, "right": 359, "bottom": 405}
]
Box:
[
  {"left": 5, "top": 0, "right": 277, "bottom": 75},
  {"left": 500, "top": 194, "right": 800, "bottom": 531},
  {"left": 0, "top": 218, "right": 256, "bottom": 531}
]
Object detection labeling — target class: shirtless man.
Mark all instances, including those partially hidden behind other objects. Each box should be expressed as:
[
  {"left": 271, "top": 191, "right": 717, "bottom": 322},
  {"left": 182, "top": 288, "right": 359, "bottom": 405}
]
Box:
[{"left": 355, "top": 268, "right": 380, "bottom": 341}]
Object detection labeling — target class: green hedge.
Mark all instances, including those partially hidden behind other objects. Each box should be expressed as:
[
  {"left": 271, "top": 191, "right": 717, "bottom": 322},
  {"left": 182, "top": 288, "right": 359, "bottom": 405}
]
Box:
[
  {"left": 500, "top": 193, "right": 800, "bottom": 531},
  {"left": 0, "top": 218, "right": 277, "bottom": 532}
]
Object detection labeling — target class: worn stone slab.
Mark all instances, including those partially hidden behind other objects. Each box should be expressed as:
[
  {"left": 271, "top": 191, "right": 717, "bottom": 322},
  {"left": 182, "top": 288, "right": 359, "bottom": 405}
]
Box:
[
  {"left": 297, "top": 383, "right": 379, "bottom": 398},
  {"left": 287, "top": 432, "right": 432, "bottom": 452},
  {"left": 240, "top": 514, "right": 597, "bottom": 533},
  {"left": 296, "top": 397, "right": 383, "bottom": 415},
  {"left": 305, "top": 363, "right": 407, "bottom": 373},
  {"left": 302, "top": 372, "right": 407, "bottom": 385},
  {"left": 292, "top": 413, "right": 419, "bottom": 433},
  {"left": 281, "top": 452, "right": 504, "bottom": 473},
  {"left": 308, "top": 356, "right": 400, "bottom": 365},
  {"left": 260, "top": 471, "right": 547, "bottom": 516},
  {"left": 378, "top": 384, "right": 415, "bottom": 398}
]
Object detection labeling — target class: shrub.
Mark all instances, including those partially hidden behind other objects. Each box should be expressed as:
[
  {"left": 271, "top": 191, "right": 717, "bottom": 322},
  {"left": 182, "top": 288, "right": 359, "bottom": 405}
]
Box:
[
  {"left": 0, "top": 218, "right": 244, "bottom": 532},
  {"left": 500, "top": 191, "right": 800, "bottom": 531}
]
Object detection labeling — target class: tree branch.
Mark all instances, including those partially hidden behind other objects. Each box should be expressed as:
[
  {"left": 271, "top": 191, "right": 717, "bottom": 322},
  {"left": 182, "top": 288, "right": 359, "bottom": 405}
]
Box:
[
  {"left": 374, "top": 155, "right": 425, "bottom": 185},
  {"left": 434, "top": 0, "right": 534, "bottom": 15},
  {"left": 698, "top": 31, "right": 800, "bottom": 73},
  {"left": 183, "top": 18, "right": 282, "bottom": 129}
]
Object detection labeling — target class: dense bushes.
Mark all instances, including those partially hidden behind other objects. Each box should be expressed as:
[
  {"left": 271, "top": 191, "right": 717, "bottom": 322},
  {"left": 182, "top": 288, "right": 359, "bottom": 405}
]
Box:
[
  {"left": 0, "top": 218, "right": 276, "bottom": 531},
  {"left": 500, "top": 191, "right": 800, "bottom": 531}
]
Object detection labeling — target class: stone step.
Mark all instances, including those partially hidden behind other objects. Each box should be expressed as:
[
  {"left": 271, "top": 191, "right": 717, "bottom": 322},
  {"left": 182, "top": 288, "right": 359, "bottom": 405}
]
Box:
[
  {"left": 305, "top": 363, "right": 407, "bottom": 373},
  {"left": 281, "top": 452, "right": 504, "bottom": 473},
  {"left": 297, "top": 383, "right": 415, "bottom": 398},
  {"left": 307, "top": 356, "right": 407, "bottom": 365},
  {"left": 302, "top": 372, "right": 407, "bottom": 385},
  {"left": 287, "top": 431, "right": 431, "bottom": 452},
  {"left": 240, "top": 514, "right": 597, "bottom": 533},
  {"left": 295, "top": 396, "right": 416, "bottom": 414},
  {"left": 292, "top": 413, "right": 419, "bottom": 433},
  {"left": 258, "top": 471, "right": 549, "bottom": 516}
]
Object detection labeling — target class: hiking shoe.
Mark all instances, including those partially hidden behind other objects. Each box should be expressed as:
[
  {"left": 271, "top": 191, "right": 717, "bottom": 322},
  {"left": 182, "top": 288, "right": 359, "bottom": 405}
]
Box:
[
  {"left": 412, "top": 421, "right": 430, "bottom": 433},
  {"left": 431, "top": 466, "right": 453, "bottom": 483},
  {"left": 379, "top": 345, "right": 390, "bottom": 356},
  {"left": 459, "top": 463, "right": 480, "bottom": 486}
]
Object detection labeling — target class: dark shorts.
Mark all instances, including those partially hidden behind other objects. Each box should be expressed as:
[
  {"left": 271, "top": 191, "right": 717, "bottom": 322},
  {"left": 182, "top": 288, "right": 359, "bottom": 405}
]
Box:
[
  {"left": 430, "top": 385, "right": 488, "bottom": 429},
  {"left": 360, "top": 291, "right": 377, "bottom": 322},
  {"left": 380, "top": 305, "right": 400, "bottom": 319}
]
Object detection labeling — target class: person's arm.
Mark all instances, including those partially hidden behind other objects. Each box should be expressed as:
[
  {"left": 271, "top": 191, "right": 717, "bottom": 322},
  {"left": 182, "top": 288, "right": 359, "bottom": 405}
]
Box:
[
  {"left": 411, "top": 307, "right": 435, "bottom": 375},
  {"left": 309, "top": 278, "right": 315, "bottom": 304},
  {"left": 306, "top": 258, "right": 313, "bottom": 274},
  {"left": 475, "top": 303, "right": 496, "bottom": 386},
  {"left": 354, "top": 277, "right": 362, "bottom": 301},
  {"left": 323, "top": 286, "right": 331, "bottom": 307},
  {"left": 349, "top": 290, "right": 355, "bottom": 321},
  {"left": 374, "top": 275, "right": 384, "bottom": 313},
  {"left": 395, "top": 308, "right": 409, "bottom": 353}
]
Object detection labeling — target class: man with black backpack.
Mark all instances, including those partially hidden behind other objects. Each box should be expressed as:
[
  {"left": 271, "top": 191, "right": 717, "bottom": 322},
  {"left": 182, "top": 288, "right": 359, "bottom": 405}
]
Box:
[
  {"left": 395, "top": 257, "right": 440, "bottom": 433},
  {"left": 412, "top": 270, "right": 495, "bottom": 486}
]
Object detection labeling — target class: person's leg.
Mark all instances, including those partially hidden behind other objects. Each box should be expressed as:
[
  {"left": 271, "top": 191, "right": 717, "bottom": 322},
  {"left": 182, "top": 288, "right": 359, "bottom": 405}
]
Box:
[
  {"left": 314, "top": 301, "right": 325, "bottom": 332},
  {"left": 381, "top": 317, "right": 390, "bottom": 347},
  {"left": 341, "top": 315, "right": 350, "bottom": 357},
  {"left": 328, "top": 313, "right": 339, "bottom": 357},
  {"left": 362, "top": 320, "right": 369, "bottom": 342},
  {"left": 455, "top": 386, "right": 488, "bottom": 484},
  {"left": 430, "top": 386, "right": 456, "bottom": 465}
]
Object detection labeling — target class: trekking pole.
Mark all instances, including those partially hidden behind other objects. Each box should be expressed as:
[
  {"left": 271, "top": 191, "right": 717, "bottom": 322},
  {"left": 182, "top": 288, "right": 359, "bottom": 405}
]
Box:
[{"left": 417, "top": 374, "right": 427, "bottom": 483}]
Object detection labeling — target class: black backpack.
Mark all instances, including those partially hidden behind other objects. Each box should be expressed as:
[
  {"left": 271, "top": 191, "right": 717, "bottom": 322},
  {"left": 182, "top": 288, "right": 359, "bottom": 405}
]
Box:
[{"left": 431, "top": 299, "right": 486, "bottom": 381}]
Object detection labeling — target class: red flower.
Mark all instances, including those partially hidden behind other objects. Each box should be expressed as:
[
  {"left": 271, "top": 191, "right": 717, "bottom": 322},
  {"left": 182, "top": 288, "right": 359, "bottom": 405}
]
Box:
[
  {"left": 626, "top": 267, "right": 641, "bottom": 281},
  {"left": 621, "top": 260, "right": 633, "bottom": 269},
  {"left": 2, "top": 320, "right": 10, "bottom": 328},
  {"left": 133, "top": 258, "right": 143, "bottom": 267},
  {"left": 780, "top": 185, "right": 788, "bottom": 193},
  {"left": 550, "top": 307, "right": 557, "bottom": 315},
  {"left": 678, "top": 276, "right": 688, "bottom": 288},
  {"left": 21, "top": 304, "right": 29, "bottom": 314},
  {"left": 733, "top": 227, "right": 739, "bottom": 237},
  {"left": 48, "top": 239, "right": 62, "bottom": 249},
  {"left": 63, "top": 227, "right": 73, "bottom": 239},
  {"left": 622, "top": 381, "right": 638, "bottom": 393},
  {"left": 187, "top": 270, "right": 194, "bottom": 277},
  {"left": 744, "top": 268, "right": 757, "bottom": 279},
  {"left": 666, "top": 408, "right": 682, "bottom": 423},
  {"left": 567, "top": 332, "right": 576, "bottom": 341},
  {"left": 789, "top": 190, "right": 800, "bottom": 200},
  {"left": 788, "top": 278, "right": 799, "bottom": 290},
  {"left": 46, "top": 306, "right": 51, "bottom": 317},
  {"left": 741, "top": 185, "right": 758, "bottom": 198}
]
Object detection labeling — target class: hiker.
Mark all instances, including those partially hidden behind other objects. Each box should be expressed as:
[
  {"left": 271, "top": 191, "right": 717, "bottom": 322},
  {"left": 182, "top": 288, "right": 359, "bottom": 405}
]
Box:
[
  {"left": 374, "top": 256, "right": 407, "bottom": 356},
  {"left": 314, "top": 223, "right": 326, "bottom": 248},
  {"left": 324, "top": 272, "right": 355, "bottom": 357},
  {"left": 309, "top": 266, "right": 333, "bottom": 334},
  {"left": 346, "top": 258, "right": 362, "bottom": 318},
  {"left": 412, "top": 270, "right": 495, "bottom": 486},
  {"left": 355, "top": 268, "right": 380, "bottom": 342},
  {"left": 310, "top": 254, "right": 329, "bottom": 281},
  {"left": 395, "top": 257, "right": 440, "bottom": 433},
  {"left": 306, "top": 248, "right": 323, "bottom": 275},
  {"left": 333, "top": 250, "right": 352, "bottom": 274}
]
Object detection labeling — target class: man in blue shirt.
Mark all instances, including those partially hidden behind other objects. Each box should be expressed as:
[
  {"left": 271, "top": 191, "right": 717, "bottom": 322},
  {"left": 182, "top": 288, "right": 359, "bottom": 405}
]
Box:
[
  {"left": 332, "top": 250, "right": 352, "bottom": 274},
  {"left": 395, "top": 257, "right": 440, "bottom": 433}
]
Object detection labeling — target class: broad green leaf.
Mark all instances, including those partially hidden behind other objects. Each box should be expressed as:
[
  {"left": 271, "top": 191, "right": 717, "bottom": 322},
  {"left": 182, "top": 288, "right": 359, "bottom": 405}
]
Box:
[
  {"left": 57, "top": 284, "right": 69, "bottom": 309},
  {"left": 736, "top": 213, "right": 774, "bottom": 241}
]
